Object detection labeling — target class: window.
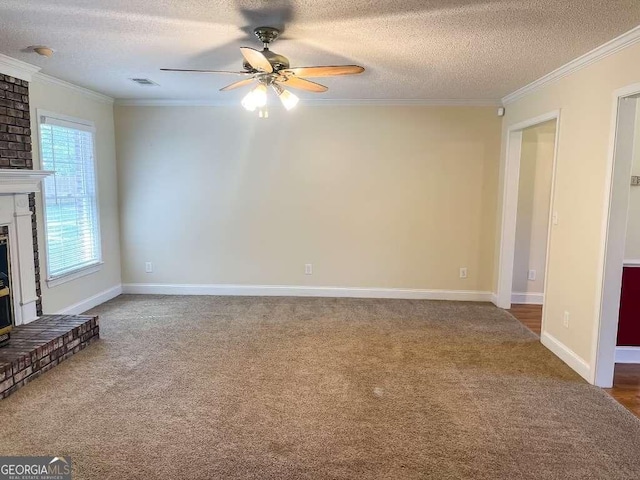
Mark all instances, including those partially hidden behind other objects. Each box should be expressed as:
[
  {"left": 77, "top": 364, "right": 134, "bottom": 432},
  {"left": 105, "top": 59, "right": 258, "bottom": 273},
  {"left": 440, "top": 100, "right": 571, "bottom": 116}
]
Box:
[{"left": 38, "top": 112, "right": 101, "bottom": 285}]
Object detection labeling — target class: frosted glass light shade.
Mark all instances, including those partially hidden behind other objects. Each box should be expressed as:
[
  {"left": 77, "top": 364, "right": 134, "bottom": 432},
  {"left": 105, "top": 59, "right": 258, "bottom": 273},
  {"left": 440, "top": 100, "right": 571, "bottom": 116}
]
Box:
[{"left": 278, "top": 89, "right": 299, "bottom": 110}]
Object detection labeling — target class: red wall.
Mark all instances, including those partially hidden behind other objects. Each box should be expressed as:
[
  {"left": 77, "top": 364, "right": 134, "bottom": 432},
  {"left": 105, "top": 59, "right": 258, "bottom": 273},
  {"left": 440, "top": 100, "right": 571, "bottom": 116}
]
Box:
[{"left": 617, "top": 266, "right": 640, "bottom": 346}]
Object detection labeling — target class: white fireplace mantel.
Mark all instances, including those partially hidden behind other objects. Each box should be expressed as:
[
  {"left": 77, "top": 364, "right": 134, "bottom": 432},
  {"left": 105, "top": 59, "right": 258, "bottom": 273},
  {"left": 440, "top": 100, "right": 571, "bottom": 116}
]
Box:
[
  {"left": 0, "top": 169, "right": 53, "bottom": 326},
  {"left": 0, "top": 170, "right": 54, "bottom": 194}
]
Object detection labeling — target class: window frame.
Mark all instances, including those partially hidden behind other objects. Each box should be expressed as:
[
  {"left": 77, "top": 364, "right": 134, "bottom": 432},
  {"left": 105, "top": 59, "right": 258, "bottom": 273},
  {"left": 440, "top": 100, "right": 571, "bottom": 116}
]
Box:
[{"left": 36, "top": 109, "right": 103, "bottom": 288}]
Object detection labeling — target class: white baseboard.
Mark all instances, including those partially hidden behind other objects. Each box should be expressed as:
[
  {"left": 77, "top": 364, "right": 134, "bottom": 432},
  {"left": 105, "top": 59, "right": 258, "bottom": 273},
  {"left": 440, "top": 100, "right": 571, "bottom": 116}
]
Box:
[
  {"left": 56, "top": 284, "right": 123, "bottom": 315},
  {"left": 615, "top": 346, "right": 640, "bottom": 363},
  {"left": 541, "top": 331, "right": 591, "bottom": 381},
  {"left": 121, "top": 283, "right": 493, "bottom": 302},
  {"left": 511, "top": 292, "right": 544, "bottom": 305}
]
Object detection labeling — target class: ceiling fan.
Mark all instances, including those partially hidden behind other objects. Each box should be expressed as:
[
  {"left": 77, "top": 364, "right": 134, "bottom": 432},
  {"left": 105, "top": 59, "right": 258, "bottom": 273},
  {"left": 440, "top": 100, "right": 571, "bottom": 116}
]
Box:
[{"left": 161, "top": 27, "right": 364, "bottom": 116}]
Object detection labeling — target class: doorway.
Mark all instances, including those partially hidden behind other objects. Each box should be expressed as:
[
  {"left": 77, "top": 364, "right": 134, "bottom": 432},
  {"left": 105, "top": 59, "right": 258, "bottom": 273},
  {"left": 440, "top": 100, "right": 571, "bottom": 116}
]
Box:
[
  {"left": 594, "top": 86, "right": 640, "bottom": 387},
  {"left": 511, "top": 120, "right": 557, "bottom": 308},
  {"left": 496, "top": 111, "right": 560, "bottom": 313}
]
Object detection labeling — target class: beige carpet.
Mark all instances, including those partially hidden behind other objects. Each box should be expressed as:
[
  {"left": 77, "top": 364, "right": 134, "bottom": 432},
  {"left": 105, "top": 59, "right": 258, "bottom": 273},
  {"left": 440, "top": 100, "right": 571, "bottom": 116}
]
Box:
[{"left": 1, "top": 295, "right": 639, "bottom": 479}]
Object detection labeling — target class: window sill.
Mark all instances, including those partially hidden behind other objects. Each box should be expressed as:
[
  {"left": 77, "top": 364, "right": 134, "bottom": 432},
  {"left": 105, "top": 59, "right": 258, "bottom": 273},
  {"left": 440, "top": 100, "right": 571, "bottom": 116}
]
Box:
[{"left": 46, "top": 262, "right": 104, "bottom": 288}]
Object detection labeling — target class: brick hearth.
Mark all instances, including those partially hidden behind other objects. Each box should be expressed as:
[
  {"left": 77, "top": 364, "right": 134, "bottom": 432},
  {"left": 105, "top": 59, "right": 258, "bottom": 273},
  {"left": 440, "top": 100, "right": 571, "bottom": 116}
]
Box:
[{"left": 0, "top": 315, "right": 99, "bottom": 399}]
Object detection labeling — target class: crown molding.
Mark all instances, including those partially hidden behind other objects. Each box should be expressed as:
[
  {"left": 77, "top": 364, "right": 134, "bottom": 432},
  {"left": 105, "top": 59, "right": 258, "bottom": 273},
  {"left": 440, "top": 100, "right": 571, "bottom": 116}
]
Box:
[
  {"left": 0, "top": 53, "right": 41, "bottom": 82},
  {"left": 503, "top": 25, "right": 640, "bottom": 105},
  {"left": 300, "top": 98, "right": 501, "bottom": 107},
  {"left": 115, "top": 97, "right": 501, "bottom": 107},
  {"left": 0, "top": 53, "right": 113, "bottom": 103},
  {"left": 115, "top": 98, "right": 234, "bottom": 107},
  {"left": 32, "top": 73, "right": 114, "bottom": 104}
]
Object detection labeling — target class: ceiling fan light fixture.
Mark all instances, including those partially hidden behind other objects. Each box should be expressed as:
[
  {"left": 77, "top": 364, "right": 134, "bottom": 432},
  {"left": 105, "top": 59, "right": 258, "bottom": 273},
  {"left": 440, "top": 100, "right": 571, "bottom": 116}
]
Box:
[
  {"left": 242, "top": 83, "right": 268, "bottom": 112},
  {"left": 252, "top": 83, "right": 268, "bottom": 107},
  {"left": 241, "top": 90, "right": 257, "bottom": 111},
  {"left": 241, "top": 84, "right": 265, "bottom": 111},
  {"left": 272, "top": 84, "right": 299, "bottom": 110}
]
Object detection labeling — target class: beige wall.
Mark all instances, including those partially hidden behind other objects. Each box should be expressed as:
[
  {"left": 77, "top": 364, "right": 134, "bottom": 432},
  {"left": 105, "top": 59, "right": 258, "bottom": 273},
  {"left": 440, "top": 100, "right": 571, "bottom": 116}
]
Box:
[
  {"left": 512, "top": 120, "right": 556, "bottom": 295},
  {"left": 497, "top": 41, "right": 640, "bottom": 369},
  {"left": 29, "top": 78, "right": 121, "bottom": 313},
  {"left": 625, "top": 103, "right": 640, "bottom": 261},
  {"left": 115, "top": 106, "right": 501, "bottom": 292}
]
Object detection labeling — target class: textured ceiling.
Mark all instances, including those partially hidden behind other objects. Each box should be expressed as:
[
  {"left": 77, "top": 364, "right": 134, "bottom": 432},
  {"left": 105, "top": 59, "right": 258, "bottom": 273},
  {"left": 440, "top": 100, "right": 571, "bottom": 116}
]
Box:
[{"left": 1, "top": 0, "right": 640, "bottom": 101}]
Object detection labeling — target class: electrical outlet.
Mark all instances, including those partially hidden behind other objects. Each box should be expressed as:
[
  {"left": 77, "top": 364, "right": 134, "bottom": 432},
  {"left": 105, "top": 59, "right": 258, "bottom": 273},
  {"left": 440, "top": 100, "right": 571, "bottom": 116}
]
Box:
[
  {"left": 145, "top": 262, "right": 153, "bottom": 273},
  {"left": 563, "top": 311, "right": 570, "bottom": 328},
  {"left": 528, "top": 270, "right": 536, "bottom": 281},
  {"left": 459, "top": 267, "right": 468, "bottom": 279},
  {"left": 304, "top": 264, "right": 313, "bottom": 275}
]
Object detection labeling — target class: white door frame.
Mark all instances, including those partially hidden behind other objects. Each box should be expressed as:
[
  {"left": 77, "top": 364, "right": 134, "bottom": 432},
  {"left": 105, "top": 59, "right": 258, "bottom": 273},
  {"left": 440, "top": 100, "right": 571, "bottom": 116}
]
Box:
[
  {"left": 591, "top": 83, "right": 640, "bottom": 387},
  {"left": 496, "top": 110, "right": 561, "bottom": 312}
]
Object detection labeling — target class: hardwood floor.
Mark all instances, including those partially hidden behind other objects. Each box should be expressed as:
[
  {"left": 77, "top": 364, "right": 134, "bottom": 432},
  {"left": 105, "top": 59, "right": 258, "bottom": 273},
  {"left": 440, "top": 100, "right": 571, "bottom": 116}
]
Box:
[
  {"left": 508, "top": 303, "right": 640, "bottom": 419},
  {"left": 507, "top": 304, "right": 542, "bottom": 335},
  {"left": 604, "top": 365, "right": 640, "bottom": 419}
]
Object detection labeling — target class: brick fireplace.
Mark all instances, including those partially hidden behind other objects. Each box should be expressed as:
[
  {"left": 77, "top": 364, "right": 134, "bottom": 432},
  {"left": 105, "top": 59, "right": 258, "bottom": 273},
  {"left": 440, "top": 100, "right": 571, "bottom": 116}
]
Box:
[
  {"left": 0, "top": 73, "right": 52, "bottom": 337},
  {"left": 0, "top": 73, "right": 43, "bottom": 317},
  {"left": 0, "top": 72, "right": 100, "bottom": 400}
]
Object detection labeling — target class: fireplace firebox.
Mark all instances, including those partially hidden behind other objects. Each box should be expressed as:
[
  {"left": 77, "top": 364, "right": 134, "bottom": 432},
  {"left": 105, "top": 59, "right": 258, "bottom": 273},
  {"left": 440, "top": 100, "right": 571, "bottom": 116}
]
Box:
[{"left": 0, "top": 232, "right": 12, "bottom": 347}]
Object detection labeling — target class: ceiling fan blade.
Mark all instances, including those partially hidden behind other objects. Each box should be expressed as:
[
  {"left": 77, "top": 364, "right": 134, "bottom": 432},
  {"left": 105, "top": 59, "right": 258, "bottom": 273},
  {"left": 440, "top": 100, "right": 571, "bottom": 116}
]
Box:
[
  {"left": 281, "top": 65, "right": 365, "bottom": 77},
  {"left": 239, "top": 47, "right": 273, "bottom": 73},
  {"left": 278, "top": 76, "right": 328, "bottom": 93},
  {"left": 161, "top": 68, "right": 252, "bottom": 75},
  {"left": 220, "top": 77, "right": 256, "bottom": 91}
]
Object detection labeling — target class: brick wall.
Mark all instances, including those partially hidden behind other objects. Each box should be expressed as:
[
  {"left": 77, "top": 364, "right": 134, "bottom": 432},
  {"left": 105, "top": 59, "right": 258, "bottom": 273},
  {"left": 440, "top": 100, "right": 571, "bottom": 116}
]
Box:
[
  {"left": 0, "top": 73, "right": 42, "bottom": 315},
  {"left": 0, "top": 75, "right": 31, "bottom": 168}
]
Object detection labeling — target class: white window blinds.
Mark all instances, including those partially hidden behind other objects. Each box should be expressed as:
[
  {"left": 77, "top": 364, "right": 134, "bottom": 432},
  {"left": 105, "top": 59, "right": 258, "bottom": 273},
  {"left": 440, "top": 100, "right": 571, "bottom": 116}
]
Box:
[{"left": 39, "top": 114, "right": 101, "bottom": 280}]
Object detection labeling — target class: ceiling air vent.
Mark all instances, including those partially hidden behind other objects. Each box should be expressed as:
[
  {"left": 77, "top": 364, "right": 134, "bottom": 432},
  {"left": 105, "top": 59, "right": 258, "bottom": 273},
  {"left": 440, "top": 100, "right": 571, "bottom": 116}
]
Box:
[{"left": 130, "top": 78, "right": 159, "bottom": 86}]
